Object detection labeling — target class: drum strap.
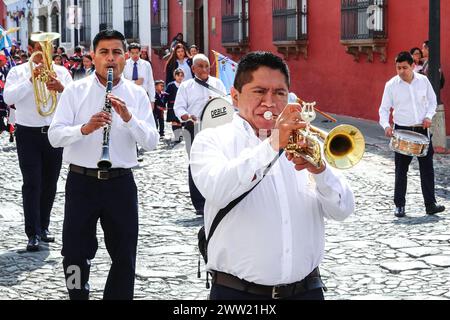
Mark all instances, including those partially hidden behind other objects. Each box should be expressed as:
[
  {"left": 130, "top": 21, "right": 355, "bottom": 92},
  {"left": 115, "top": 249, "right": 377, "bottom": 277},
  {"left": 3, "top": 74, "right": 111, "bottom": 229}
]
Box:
[{"left": 194, "top": 77, "right": 226, "bottom": 96}]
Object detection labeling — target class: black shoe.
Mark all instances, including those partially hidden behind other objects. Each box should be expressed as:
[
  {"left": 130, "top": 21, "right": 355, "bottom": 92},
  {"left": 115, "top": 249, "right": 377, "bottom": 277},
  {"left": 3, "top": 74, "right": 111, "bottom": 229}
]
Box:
[
  {"left": 26, "top": 235, "right": 41, "bottom": 251},
  {"left": 41, "top": 229, "right": 55, "bottom": 242},
  {"left": 394, "top": 206, "right": 405, "bottom": 217},
  {"left": 425, "top": 203, "right": 445, "bottom": 215}
]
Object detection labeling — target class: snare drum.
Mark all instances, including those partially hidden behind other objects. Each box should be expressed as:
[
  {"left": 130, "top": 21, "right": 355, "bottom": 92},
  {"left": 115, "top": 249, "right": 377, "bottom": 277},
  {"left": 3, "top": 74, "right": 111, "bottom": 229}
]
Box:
[
  {"left": 200, "top": 96, "right": 235, "bottom": 131},
  {"left": 389, "top": 129, "right": 430, "bottom": 157}
]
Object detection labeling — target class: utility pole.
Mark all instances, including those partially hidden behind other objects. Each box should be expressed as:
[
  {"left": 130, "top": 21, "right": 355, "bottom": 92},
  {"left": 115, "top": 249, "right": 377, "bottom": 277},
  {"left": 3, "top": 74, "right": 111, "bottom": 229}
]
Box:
[
  {"left": 429, "top": 0, "right": 447, "bottom": 152},
  {"left": 74, "top": 0, "right": 78, "bottom": 47}
]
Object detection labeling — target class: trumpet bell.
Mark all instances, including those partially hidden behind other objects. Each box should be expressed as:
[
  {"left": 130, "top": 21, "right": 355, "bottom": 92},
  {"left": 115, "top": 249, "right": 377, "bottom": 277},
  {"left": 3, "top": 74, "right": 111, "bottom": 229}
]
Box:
[
  {"left": 30, "top": 32, "right": 60, "bottom": 42},
  {"left": 323, "top": 124, "right": 365, "bottom": 169}
]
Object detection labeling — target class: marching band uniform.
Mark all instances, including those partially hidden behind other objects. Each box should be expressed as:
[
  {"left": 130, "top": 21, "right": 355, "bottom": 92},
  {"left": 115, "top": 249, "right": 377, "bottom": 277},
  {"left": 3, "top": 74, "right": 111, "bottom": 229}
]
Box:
[
  {"left": 3, "top": 61, "right": 72, "bottom": 250},
  {"left": 48, "top": 73, "right": 158, "bottom": 299},
  {"left": 190, "top": 113, "right": 355, "bottom": 299},
  {"left": 174, "top": 76, "right": 226, "bottom": 215},
  {"left": 379, "top": 72, "right": 444, "bottom": 216}
]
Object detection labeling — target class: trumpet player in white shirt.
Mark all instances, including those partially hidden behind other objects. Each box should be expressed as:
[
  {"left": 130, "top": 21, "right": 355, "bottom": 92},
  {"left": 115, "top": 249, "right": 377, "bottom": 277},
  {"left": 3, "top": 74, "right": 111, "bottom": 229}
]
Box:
[
  {"left": 190, "top": 51, "right": 355, "bottom": 300},
  {"left": 378, "top": 51, "right": 445, "bottom": 218},
  {"left": 48, "top": 30, "right": 159, "bottom": 300}
]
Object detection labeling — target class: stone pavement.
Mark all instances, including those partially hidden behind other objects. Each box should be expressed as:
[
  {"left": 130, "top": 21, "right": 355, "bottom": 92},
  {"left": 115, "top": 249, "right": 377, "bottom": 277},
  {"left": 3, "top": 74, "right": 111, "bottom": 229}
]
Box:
[{"left": 0, "top": 116, "right": 449, "bottom": 300}]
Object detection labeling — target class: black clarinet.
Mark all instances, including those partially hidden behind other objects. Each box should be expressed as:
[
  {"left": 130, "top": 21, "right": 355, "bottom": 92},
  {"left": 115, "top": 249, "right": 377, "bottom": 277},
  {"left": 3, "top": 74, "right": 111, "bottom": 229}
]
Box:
[{"left": 97, "top": 68, "right": 114, "bottom": 170}]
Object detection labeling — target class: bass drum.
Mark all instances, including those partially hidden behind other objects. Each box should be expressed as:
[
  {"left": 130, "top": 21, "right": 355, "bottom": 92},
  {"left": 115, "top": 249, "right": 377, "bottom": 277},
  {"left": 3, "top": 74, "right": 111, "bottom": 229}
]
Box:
[{"left": 200, "top": 96, "right": 235, "bottom": 131}]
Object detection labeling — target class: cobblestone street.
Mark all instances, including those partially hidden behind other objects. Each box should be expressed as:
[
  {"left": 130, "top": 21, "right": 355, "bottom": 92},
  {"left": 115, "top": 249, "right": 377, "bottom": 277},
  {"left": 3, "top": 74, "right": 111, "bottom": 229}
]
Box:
[{"left": 0, "top": 118, "right": 449, "bottom": 300}]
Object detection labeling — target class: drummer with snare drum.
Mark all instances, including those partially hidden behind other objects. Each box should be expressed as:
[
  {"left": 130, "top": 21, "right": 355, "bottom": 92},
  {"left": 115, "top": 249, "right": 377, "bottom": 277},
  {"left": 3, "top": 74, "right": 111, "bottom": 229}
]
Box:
[
  {"left": 379, "top": 51, "right": 445, "bottom": 218},
  {"left": 173, "top": 53, "right": 226, "bottom": 215}
]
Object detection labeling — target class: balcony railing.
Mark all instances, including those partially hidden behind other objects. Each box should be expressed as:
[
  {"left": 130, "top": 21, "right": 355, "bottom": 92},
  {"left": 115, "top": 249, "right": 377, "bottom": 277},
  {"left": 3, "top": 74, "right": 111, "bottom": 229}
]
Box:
[
  {"left": 222, "top": 12, "right": 248, "bottom": 45},
  {"left": 341, "top": 0, "right": 387, "bottom": 40},
  {"left": 273, "top": 5, "right": 307, "bottom": 41}
]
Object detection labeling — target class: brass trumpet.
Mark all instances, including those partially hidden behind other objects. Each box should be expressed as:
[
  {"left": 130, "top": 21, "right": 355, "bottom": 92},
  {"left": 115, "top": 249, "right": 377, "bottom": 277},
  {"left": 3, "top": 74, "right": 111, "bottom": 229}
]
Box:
[
  {"left": 29, "top": 32, "right": 60, "bottom": 117},
  {"left": 267, "top": 93, "right": 365, "bottom": 170}
]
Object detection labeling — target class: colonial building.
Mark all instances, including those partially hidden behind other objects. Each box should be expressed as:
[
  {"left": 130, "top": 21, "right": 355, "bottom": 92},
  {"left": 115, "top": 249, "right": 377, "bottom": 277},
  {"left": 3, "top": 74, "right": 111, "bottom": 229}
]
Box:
[
  {"left": 150, "top": 0, "right": 450, "bottom": 134},
  {"left": 3, "top": 0, "right": 152, "bottom": 53}
]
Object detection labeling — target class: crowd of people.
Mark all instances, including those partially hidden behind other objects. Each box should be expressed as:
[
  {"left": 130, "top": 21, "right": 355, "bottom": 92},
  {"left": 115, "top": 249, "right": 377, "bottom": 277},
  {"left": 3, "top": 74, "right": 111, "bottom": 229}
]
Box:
[{"left": 0, "top": 30, "right": 446, "bottom": 302}]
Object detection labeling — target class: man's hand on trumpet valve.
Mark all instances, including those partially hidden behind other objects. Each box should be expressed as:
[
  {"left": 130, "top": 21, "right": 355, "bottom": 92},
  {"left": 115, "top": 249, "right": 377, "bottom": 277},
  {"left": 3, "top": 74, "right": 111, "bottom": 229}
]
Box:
[
  {"left": 268, "top": 103, "right": 306, "bottom": 152},
  {"left": 286, "top": 151, "right": 326, "bottom": 174}
]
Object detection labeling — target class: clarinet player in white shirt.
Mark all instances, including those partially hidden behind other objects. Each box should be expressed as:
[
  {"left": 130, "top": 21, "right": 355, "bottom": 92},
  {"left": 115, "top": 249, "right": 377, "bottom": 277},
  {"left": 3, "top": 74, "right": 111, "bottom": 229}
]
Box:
[
  {"left": 190, "top": 51, "right": 355, "bottom": 300},
  {"left": 48, "top": 30, "right": 159, "bottom": 300}
]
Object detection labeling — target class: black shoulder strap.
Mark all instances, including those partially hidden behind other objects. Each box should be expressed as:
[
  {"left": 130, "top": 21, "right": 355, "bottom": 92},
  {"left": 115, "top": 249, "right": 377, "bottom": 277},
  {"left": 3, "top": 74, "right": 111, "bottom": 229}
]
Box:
[
  {"left": 205, "top": 149, "right": 284, "bottom": 246},
  {"left": 194, "top": 76, "right": 226, "bottom": 96}
]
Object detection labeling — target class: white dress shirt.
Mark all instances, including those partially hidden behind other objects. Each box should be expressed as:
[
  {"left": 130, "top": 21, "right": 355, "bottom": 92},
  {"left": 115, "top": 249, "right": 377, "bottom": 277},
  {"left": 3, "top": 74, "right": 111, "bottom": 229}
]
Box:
[
  {"left": 3, "top": 62, "right": 73, "bottom": 127},
  {"left": 190, "top": 114, "right": 355, "bottom": 285},
  {"left": 174, "top": 76, "right": 226, "bottom": 120},
  {"left": 379, "top": 72, "right": 437, "bottom": 130},
  {"left": 48, "top": 73, "right": 159, "bottom": 169},
  {"left": 123, "top": 58, "right": 156, "bottom": 102}
]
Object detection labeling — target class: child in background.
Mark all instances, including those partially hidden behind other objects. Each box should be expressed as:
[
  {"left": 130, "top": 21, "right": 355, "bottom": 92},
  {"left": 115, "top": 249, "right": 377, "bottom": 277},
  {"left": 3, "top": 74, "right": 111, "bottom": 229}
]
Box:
[
  {"left": 154, "top": 80, "right": 168, "bottom": 138},
  {"left": 165, "top": 68, "right": 185, "bottom": 145}
]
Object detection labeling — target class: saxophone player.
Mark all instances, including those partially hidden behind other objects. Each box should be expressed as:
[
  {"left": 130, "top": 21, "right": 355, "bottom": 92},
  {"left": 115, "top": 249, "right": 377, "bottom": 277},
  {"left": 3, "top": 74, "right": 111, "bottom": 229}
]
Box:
[
  {"left": 48, "top": 30, "right": 159, "bottom": 300},
  {"left": 3, "top": 31, "right": 72, "bottom": 252}
]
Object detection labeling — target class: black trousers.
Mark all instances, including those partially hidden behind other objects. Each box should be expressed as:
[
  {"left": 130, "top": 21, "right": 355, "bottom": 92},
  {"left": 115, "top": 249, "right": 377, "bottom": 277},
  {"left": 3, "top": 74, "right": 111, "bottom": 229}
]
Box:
[
  {"left": 153, "top": 108, "right": 165, "bottom": 136},
  {"left": 184, "top": 121, "right": 205, "bottom": 212},
  {"left": 15, "top": 125, "right": 63, "bottom": 238},
  {"left": 62, "top": 171, "right": 138, "bottom": 300},
  {"left": 393, "top": 124, "right": 436, "bottom": 207},
  {"left": 210, "top": 284, "right": 324, "bottom": 300}
]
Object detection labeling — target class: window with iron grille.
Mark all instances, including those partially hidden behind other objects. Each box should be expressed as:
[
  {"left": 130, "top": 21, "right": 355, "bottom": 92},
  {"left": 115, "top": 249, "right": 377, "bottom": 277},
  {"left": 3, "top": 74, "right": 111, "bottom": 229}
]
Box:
[
  {"left": 38, "top": 15, "right": 47, "bottom": 32},
  {"left": 341, "top": 0, "right": 387, "bottom": 40},
  {"left": 51, "top": 7, "right": 59, "bottom": 33},
  {"left": 221, "top": 0, "right": 248, "bottom": 45},
  {"left": 79, "top": 0, "right": 91, "bottom": 48},
  {"left": 151, "top": 0, "right": 168, "bottom": 48},
  {"left": 273, "top": 0, "right": 307, "bottom": 42},
  {"left": 124, "top": 0, "right": 139, "bottom": 41},
  {"left": 61, "top": 0, "right": 71, "bottom": 42},
  {"left": 99, "top": 0, "right": 113, "bottom": 31}
]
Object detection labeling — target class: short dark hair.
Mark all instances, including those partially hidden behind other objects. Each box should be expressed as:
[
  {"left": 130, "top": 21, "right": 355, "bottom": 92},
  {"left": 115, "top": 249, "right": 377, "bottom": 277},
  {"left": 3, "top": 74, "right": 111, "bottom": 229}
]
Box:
[
  {"left": 93, "top": 29, "right": 126, "bottom": 52},
  {"left": 57, "top": 46, "right": 66, "bottom": 53},
  {"left": 410, "top": 47, "right": 422, "bottom": 57},
  {"left": 28, "top": 31, "right": 43, "bottom": 48},
  {"left": 233, "top": 51, "right": 290, "bottom": 92},
  {"left": 155, "top": 80, "right": 165, "bottom": 85},
  {"left": 423, "top": 40, "right": 429, "bottom": 49},
  {"left": 128, "top": 42, "right": 141, "bottom": 51},
  {"left": 395, "top": 51, "right": 414, "bottom": 65},
  {"left": 173, "top": 67, "right": 185, "bottom": 77},
  {"left": 75, "top": 46, "right": 83, "bottom": 53}
]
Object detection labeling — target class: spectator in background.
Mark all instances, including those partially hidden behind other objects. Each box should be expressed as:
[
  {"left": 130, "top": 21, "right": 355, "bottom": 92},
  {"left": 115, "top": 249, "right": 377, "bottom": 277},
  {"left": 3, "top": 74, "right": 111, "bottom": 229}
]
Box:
[
  {"left": 73, "top": 54, "right": 95, "bottom": 81},
  {"left": 52, "top": 54, "right": 63, "bottom": 66},
  {"left": 57, "top": 47, "right": 66, "bottom": 55},
  {"left": 165, "top": 43, "right": 193, "bottom": 85},
  {"left": 410, "top": 47, "right": 423, "bottom": 73},
  {"left": 20, "top": 53, "right": 28, "bottom": 64},
  {"left": 154, "top": 80, "right": 168, "bottom": 138},
  {"left": 421, "top": 40, "right": 445, "bottom": 89},
  {"left": 189, "top": 45, "right": 199, "bottom": 58},
  {"left": 123, "top": 42, "right": 156, "bottom": 107},
  {"left": 165, "top": 68, "right": 184, "bottom": 145}
]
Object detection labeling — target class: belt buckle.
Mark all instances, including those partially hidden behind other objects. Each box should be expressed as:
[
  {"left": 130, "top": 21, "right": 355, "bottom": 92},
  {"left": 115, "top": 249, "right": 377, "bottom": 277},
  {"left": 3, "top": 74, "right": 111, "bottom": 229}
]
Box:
[
  {"left": 97, "top": 170, "right": 109, "bottom": 180},
  {"left": 271, "top": 285, "right": 286, "bottom": 300},
  {"left": 41, "top": 127, "right": 48, "bottom": 134}
]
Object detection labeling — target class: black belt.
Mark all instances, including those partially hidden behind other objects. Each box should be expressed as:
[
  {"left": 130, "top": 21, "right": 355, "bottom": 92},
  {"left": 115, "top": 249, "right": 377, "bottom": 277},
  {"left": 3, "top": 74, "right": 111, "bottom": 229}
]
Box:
[
  {"left": 69, "top": 164, "right": 132, "bottom": 180},
  {"left": 211, "top": 267, "right": 326, "bottom": 299},
  {"left": 16, "top": 124, "right": 49, "bottom": 134},
  {"left": 394, "top": 124, "right": 428, "bottom": 134}
]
